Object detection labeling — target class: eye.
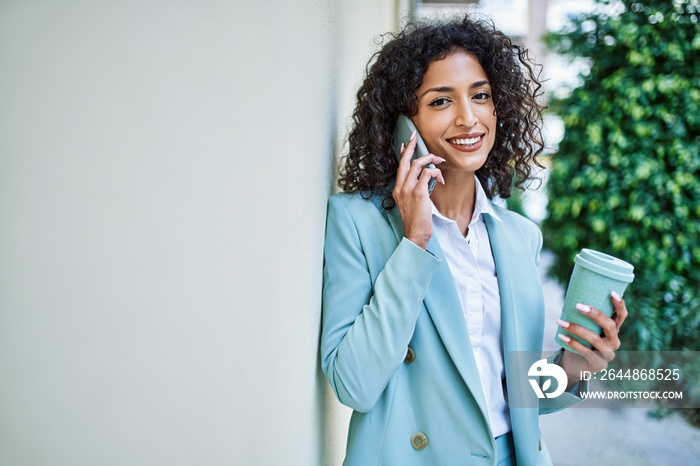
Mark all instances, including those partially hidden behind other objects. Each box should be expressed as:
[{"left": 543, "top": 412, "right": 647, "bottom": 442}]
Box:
[
  {"left": 428, "top": 97, "right": 451, "bottom": 107},
  {"left": 474, "top": 91, "right": 492, "bottom": 101}
]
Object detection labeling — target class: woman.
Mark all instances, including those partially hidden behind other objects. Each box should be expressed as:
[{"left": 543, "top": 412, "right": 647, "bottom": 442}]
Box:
[{"left": 321, "top": 16, "right": 627, "bottom": 466}]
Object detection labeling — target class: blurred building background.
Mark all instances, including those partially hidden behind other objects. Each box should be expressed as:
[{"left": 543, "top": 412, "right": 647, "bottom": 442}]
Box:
[{"left": 1, "top": 1, "right": 698, "bottom": 465}]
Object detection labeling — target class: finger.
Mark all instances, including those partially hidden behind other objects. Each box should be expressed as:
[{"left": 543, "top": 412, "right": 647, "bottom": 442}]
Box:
[
  {"left": 575, "top": 303, "right": 621, "bottom": 350},
  {"left": 395, "top": 133, "right": 418, "bottom": 191},
  {"left": 417, "top": 167, "right": 444, "bottom": 190},
  {"left": 557, "top": 334, "right": 609, "bottom": 372},
  {"left": 428, "top": 167, "right": 445, "bottom": 186},
  {"left": 575, "top": 303, "right": 616, "bottom": 333},
  {"left": 401, "top": 159, "right": 443, "bottom": 193},
  {"left": 405, "top": 155, "right": 446, "bottom": 183},
  {"left": 557, "top": 317, "right": 618, "bottom": 353},
  {"left": 610, "top": 292, "right": 628, "bottom": 329},
  {"left": 564, "top": 321, "right": 617, "bottom": 355},
  {"left": 401, "top": 131, "right": 418, "bottom": 162}
]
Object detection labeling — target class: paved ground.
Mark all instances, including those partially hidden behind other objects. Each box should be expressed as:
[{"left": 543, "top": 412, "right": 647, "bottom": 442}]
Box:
[
  {"left": 537, "top": 251, "right": 700, "bottom": 465},
  {"left": 541, "top": 407, "right": 700, "bottom": 465}
]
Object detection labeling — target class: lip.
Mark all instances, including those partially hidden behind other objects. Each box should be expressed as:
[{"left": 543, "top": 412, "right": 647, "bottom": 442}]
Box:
[
  {"left": 448, "top": 133, "right": 482, "bottom": 139},
  {"left": 446, "top": 133, "right": 485, "bottom": 152}
]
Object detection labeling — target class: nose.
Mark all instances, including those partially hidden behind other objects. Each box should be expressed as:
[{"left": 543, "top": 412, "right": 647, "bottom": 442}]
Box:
[{"left": 455, "top": 100, "right": 477, "bottom": 128}]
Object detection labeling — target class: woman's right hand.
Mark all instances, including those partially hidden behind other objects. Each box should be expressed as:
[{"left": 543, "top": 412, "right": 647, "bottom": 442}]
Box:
[{"left": 392, "top": 131, "right": 445, "bottom": 250}]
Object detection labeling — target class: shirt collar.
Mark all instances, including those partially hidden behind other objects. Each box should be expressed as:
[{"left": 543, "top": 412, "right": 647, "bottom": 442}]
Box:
[
  {"left": 476, "top": 177, "right": 502, "bottom": 223},
  {"left": 431, "top": 176, "right": 502, "bottom": 224}
]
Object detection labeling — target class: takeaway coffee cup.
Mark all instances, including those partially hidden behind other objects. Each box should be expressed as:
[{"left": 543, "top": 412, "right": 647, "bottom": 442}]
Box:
[{"left": 556, "top": 248, "right": 634, "bottom": 354}]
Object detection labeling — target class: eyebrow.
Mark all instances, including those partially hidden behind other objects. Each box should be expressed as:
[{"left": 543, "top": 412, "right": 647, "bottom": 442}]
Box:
[{"left": 419, "top": 80, "right": 491, "bottom": 98}]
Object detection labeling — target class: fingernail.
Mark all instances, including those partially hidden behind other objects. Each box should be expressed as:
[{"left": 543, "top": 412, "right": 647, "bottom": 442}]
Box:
[
  {"left": 410, "top": 130, "right": 416, "bottom": 140},
  {"left": 576, "top": 303, "right": 591, "bottom": 313},
  {"left": 556, "top": 319, "right": 570, "bottom": 328},
  {"left": 439, "top": 157, "right": 446, "bottom": 162},
  {"left": 611, "top": 291, "right": 622, "bottom": 302},
  {"left": 400, "top": 143, "right": 405, "bottom": 152},
  {"left": 558, "top": 334, "right": 571, "bottom": 343}
]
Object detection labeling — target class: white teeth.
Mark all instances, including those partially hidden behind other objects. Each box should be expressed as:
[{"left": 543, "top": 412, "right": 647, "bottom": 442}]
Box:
[{"left": 451, "top": 136, "right": 480, "bottom": 145}]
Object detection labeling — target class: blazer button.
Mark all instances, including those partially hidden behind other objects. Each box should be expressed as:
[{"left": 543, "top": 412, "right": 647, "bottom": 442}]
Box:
[
  {"left": 404, "top": 347, "right": 416, "bottom": 364},
  {"left": 411, "top": 432, "right": 428, "bottom": 450}
]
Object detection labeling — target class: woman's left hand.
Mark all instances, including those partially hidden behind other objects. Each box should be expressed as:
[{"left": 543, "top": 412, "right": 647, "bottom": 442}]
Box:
[{"left": 556, "top": 291, "right": 628, "bottom": 387}]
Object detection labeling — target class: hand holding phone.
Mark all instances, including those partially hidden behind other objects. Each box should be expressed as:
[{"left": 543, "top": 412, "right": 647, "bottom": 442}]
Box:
[
  {"left": 393, "top": 115, "right": 437, "bottom": 195},
  {"left": 391, "top": 116, "right": 445, "bottom": 249}
]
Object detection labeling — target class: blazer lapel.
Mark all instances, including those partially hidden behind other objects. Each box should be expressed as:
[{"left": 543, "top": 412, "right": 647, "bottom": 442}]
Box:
[
  {"left": 485, "top": 212, "right": 539, "bottom": 466},
  {"left": 484, "top": 214, "right": 520, "bottom": 355},
  {"left": 386, "top": 206, "right": 491, "bottom": 427}
]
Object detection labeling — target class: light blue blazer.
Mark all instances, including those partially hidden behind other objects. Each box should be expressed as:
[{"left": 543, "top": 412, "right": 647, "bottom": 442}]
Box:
[{"left": 321, "top": 191, "right": 584, "bottom": 466}]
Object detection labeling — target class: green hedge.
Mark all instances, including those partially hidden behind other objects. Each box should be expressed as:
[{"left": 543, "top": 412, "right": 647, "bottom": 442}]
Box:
[{"left": 543, "top": 0, "right": 700, "bottom": 353}]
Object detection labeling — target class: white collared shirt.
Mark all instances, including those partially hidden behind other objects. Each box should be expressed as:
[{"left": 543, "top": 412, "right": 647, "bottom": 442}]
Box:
[{"left": 431, "top": 177, "right": 510, "bottom": 437}]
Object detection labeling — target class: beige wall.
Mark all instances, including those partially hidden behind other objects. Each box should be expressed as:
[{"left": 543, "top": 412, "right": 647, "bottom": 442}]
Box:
[{"left": 0, "top": 1, "right": 397, "bottom": 465}]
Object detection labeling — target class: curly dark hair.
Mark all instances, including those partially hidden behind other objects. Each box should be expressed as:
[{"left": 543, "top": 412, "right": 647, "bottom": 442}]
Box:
[{"left": 338, "top": 15, "right": 546, "bottom": 208}]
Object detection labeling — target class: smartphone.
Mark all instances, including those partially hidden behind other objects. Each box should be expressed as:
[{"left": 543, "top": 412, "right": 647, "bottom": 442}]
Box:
[{"left": 393, "top": 115, "right": 437, "bottom": 194}]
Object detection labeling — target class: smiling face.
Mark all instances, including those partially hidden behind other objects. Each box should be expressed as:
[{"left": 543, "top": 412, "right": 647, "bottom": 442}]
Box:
[{"left": 412, "top": 50, "right": 497, "bottom": 174}]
